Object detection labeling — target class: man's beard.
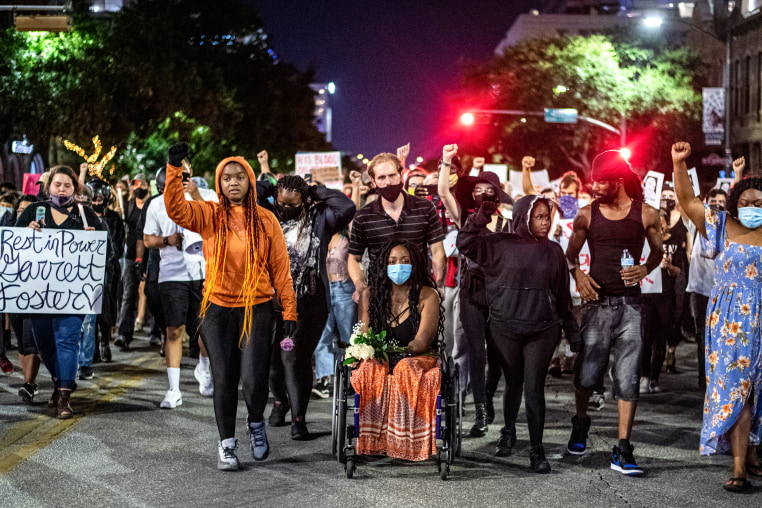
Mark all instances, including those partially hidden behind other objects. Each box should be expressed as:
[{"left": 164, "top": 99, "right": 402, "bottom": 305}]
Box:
[{"left": 595, "top": 183, "right": 619, "bottom": 205}]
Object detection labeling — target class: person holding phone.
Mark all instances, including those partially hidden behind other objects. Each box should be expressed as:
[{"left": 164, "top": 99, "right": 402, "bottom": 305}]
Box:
[{"left": 16, "top": 165, "right": 105, "bottom": 419}]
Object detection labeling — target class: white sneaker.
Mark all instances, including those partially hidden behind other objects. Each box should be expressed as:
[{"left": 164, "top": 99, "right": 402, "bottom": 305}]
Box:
[
  {"left": 639, "top": 378, "right": 651, "bottom": 395},
  {"left": 160, "top": 389, "right": 182, "bottom": 408},
  {"left": 194, "top": 363, "right": 214, "bottom": 397},
  {"left": 218, "top": 440, "right": 240, "bottom": 471}
]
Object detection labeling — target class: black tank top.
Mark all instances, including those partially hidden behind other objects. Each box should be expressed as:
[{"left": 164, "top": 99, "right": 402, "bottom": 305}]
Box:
[{"left": 588, "top": 199, "right": 645, "bottom": 297}]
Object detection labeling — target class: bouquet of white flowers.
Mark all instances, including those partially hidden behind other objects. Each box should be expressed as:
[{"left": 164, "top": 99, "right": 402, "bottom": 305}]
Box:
[{"left": 343, "top": 322, "right": 405, "bottom": 366}]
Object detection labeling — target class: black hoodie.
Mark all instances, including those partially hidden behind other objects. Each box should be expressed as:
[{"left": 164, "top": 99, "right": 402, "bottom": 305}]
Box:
[{"left": 456, "top": 195, "right": 580, "bottom": 343}]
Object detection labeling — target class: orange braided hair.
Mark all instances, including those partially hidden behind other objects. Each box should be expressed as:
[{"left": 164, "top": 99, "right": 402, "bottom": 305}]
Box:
[{"left": 200, "top": 176, "right": 268, "bottom": 346}]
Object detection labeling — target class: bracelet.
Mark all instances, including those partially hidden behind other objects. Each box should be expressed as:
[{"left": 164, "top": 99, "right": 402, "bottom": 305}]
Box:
[
  {"left": 135, "top": 257, "right": 143, "bottom": 263},
  {"left": 441, "top": 161, "right": 451, "bottom": 167}
]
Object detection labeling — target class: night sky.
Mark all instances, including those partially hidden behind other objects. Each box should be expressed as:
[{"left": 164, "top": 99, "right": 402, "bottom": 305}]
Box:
[{"left": 245, "top": 1, "right": 540, "bottom": 163}]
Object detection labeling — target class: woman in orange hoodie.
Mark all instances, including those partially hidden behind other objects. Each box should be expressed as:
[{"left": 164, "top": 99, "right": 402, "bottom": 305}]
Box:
[{"left": 164, "top": 144, "right": 297, "bottom": 471}]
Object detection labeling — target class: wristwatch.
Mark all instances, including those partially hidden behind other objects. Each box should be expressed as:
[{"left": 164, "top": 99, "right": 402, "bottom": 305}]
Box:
[{"left": 163, "top": 236, "right": 169, "bottom": 246}]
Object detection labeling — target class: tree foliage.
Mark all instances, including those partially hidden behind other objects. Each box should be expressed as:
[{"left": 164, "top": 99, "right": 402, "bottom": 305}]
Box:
[
  {"left": 0, "top": 0, "right": 329, "bottom": 181},
  {"left": 455, "top": 34, "right": 708, "bottom": 180}
]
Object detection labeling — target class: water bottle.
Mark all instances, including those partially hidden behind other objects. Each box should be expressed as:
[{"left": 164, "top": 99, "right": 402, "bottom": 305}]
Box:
[
  {"left": 35, "top": 206, "right": 46, "bottom": 227},
  {"left": 621, "top": 249, "right": 635, "bottom": 287}
]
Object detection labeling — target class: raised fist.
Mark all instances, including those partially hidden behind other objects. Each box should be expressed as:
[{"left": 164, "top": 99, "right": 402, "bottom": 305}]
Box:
[
  {"left": 521, "top": 156, "right": 535, "bottom": 170},
  {"left": 168, "top": 143, "right": 189, "bottom": 167},
  {"left": 442, "top": 144, "right": 458, "bottom": 164},
  {"left": 671, "top": 142, "right": 691, "bottom": 163},
  {"left": 257, "top": 150, "right": 269, "bottom": 165}
]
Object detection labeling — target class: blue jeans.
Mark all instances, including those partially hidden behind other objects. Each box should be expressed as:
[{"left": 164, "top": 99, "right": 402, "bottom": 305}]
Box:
[
  {"left": 79, "top": 314, "right": 97, "bottom": 369},
  {"left": 314, "top": 280, "right": 357, "bottom": 379},
  {"left": 32, "top": 314, "right": 85, "bottom": 390},
  {"left": 574, "top": 301, "right": 643, "bottom": 401}
]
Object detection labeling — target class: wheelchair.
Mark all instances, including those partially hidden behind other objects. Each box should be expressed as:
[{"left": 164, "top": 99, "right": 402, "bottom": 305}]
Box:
[{"left": 331, "top": 339, "right": 462, "bottom": 480}]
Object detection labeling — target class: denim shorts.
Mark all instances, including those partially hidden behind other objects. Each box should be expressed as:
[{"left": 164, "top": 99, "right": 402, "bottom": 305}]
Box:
[{"left": 574, "top": 299, "right": 643, "bottom": 401}]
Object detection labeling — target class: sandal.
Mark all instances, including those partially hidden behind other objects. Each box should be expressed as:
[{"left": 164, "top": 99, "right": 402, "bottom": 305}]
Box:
[
  {"left": 723, "top": 477, "right": 752, "bottom": 493},
  {"left": 746, "top": 463, "right": 762, "bottom": 477}
]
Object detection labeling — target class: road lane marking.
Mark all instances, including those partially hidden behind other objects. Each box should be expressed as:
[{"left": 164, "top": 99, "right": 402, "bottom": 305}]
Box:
[{"left": 0, "top": 353, "right": 160, "bottom": 475}]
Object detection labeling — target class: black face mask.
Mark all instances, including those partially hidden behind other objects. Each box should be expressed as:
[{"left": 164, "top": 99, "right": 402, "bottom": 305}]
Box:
[
  {"left": 376, "top": 182, "right": 404, "bottom": 203},
  {"left": 660, "top": 198, "right": 676, "bottom": 214},
  {"left": 275, "top": 203, "right": 303, "bottom": 222},
  {"left": 473, "top": 194, "right": 498, "bottom": 211},
  {"left": 93, "top": 203, "right": 106, "bottom": 215},
  {"left": 133, "top": 187, "right": 148, "bottom": 199}
]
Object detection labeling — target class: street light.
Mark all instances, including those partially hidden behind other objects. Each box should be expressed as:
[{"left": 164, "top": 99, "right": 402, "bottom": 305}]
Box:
[
  {"left": 642, "top": 14, "right": 732, "bottom": 170},
  {"left": 460, "top": 112, "right": 475, "bottom": 126}
]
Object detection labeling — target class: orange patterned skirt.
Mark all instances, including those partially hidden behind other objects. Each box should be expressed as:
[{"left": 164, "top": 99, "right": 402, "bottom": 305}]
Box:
[{"left": 350, "top": 356, "right": 441, "bottom": 461}]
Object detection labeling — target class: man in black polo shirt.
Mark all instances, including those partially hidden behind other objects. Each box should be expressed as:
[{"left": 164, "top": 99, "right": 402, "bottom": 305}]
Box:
[{"left": 348, "top": 152, "right": 446, "bottom": 305}]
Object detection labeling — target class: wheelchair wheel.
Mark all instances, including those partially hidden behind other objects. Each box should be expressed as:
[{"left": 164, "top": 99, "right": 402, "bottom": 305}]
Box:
[
  {"left": 331, "top": 360, "right": 341, "bottom": 458},
  {"left": 453, "top": 364, "right": 462, "bottom": 459},
  {"left": 337, "top": 366, "right": 348, "bottom": 463},
  {"left": 345, "top": 456, "right": 355, "bottom": 479},
  {"left": 446, "top": 362, "right": 460, "bottom": 465},
  {"left": 438, "top": 450, "right": 449, "bottom": 480}
]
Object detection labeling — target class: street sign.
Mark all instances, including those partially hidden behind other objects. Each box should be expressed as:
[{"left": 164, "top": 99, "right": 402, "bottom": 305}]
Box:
[{"left": 544, "top": 108, "right": 578, "bottom": 124}]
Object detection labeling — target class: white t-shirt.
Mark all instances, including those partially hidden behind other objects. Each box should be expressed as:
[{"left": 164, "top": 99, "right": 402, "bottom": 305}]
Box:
[{"left": 144, "top": 189, "right": 218, "bottom": 283}]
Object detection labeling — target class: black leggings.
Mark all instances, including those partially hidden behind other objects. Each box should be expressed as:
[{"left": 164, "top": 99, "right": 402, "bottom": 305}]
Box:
[
  {"left": 489, "top": 323, "right": 560, "bottom": 446},
  {"left": 691, "top": 293, "right": 709, "bottom": 387},
  {"left": 269, "top": 294, "right": 328, "bottom": 422},
  {"left": 459, "top": 288, "right": 490, "bottom": 405},
  {"left": 200, "top": 301, "right": 274, "bottom": 440},
  {"left": 642, "top": 293, "right": 676, "bottom": 382}
]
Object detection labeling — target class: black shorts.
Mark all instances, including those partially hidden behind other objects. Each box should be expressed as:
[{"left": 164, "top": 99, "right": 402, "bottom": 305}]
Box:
[
  {"left": 10, "top": 314, "right": 37, "bottom": 356},
  {"left": 158, "top": 280, "right": 203, "bottom": 338}
]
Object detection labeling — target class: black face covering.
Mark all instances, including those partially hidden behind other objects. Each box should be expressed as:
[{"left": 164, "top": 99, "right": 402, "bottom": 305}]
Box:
[
  {"left": 473, "top": 194, "right": 498, "bottom": 211},
  {"left": 376, "top": 182, "right": 404, "bottom": 202},
  {"left": 133, "top": 187, "right": 148, "bottom": 199},
  {"left": 275, "top": 203, "right": 303, "bottom": 222},
  {"left": 93, "top": 203, "right": 105, "bottom": 215},
  {"left": 660, "top": 198, "right": 676, "bottom": 214}
]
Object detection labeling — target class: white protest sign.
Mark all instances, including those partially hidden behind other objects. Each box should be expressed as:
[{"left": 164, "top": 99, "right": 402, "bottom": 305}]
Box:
[
  {"left": 643, "top": 171, "right": 664, "bottom": 210},
  {"left": 0, "top": 228, "right": 108, "bottom": 313},
  {"left": 558, "top": 219, "right": 590, "bottom": 298},
  {"left": 509, "top": 169, "right": 550, "bottom": 198},
  {"left": 715, "top": 178, "right": 734, "bottom": 193},
  {"left": 558, "top": 219, "right": 661, "bottom": 295},
  {"left": 639, "top": 241, "right": 662, "bottom": 294},
  {"left": 483, "top": 164, "right": 508, "bottom": 183},
  {"left": 295, "top": 151, "right": 342, "bottom": 188},
  {"left": 687, "top": 167, "right": 700, "bottom": 197}
]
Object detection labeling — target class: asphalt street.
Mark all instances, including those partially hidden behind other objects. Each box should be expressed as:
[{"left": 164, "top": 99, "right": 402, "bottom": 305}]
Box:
[{"left": 1, "top": 333, "right": 760, "bottom": 508}]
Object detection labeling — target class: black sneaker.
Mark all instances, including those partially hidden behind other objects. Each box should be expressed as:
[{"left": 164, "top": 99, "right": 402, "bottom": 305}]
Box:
[
  {"left": 610, "top": 439, "right": 644, "bottom": 476},
  {"left": 567, "top": 415, "right": 591, "bottom": 455},
  {"left": 311, "top": 378, "right": 330, "bottom": 399},
  {"left": 79, "top": 366, "right": 94, "bottom": 380},
  {"left": 149, "top": 335, "right": 162, "bottom": 347},
  {"left": 495, "top": 426, "right": 517, "bottom": 457},
  {"left": 268, "top": 400, "right": 290, "bottom": 427},
  {"left": 18, "top": 382, "right": 38, "bottom": 404},
  {"left": 291, "top": 419, "right": 310, "bottom": 440}
]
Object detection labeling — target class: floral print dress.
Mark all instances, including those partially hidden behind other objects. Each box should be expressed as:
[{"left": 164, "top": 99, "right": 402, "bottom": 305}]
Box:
[{"left": 700, "top": 204, "right": 762, "bottom": 455}]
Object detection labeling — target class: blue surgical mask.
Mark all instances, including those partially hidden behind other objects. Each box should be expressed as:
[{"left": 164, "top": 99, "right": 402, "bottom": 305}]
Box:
[
  {"left": 387, "top": 264, "right": 412, "bottom": 285},
  {"left": 558, "top": 195, "right": 579, "bottom": 219},
  {"left": 738, "top": 207, "right": 762, "bottom": 229}
]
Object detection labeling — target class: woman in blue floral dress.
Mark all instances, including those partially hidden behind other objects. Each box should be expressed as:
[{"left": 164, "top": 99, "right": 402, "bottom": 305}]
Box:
[{"left": 672, "top": 142, "right": 762, "bottom": 493}]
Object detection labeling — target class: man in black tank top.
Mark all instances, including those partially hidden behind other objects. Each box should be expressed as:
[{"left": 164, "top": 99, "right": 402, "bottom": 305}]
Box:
[{"left": 564, "top": 150, "right": 662, "bottom": 476}]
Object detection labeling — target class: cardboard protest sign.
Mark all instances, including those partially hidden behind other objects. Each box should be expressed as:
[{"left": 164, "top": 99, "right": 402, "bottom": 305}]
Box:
[
  {"left": 639, "top": 241, "right": 662, "bottom": 294},
  {"left": 0, "top": 228, "right": 108, "bottom": 313},
  {"left": 483, "top": 164, "right": 508, "bottom": 183},
  {"left": 643, "top": 171, "right": 664, "bottom": 210},
  {"left": 715, "top": 178, "right": 734, "bottom": 193},
  {"left": 295, "top": 151, "right": 342, "bottom": 189},
  {"left": 509, "top": 169, "right": 549, "bottom": 199},
  {"left": 687, "top": 168, "right": 700, "bottom": 197}
]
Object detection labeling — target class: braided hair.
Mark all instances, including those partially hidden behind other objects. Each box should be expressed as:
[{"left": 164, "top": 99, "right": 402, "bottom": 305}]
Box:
[
  {"left": 276, "top": 175, "right": 310, "bottom": 204},
  {"left": 726, "top": 176, "right": 762, "bottom": 219},
  {"left": 367, "top": 239, "right": 444, "bottom": 343},
  {"left": 201, "top": 160, "right": 268, "bottom": 346}
]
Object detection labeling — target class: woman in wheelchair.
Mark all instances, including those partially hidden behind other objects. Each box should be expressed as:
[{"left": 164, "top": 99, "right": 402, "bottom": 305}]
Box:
[{"left": 351, "top": 239, "right": 444, "bottom": 461}]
